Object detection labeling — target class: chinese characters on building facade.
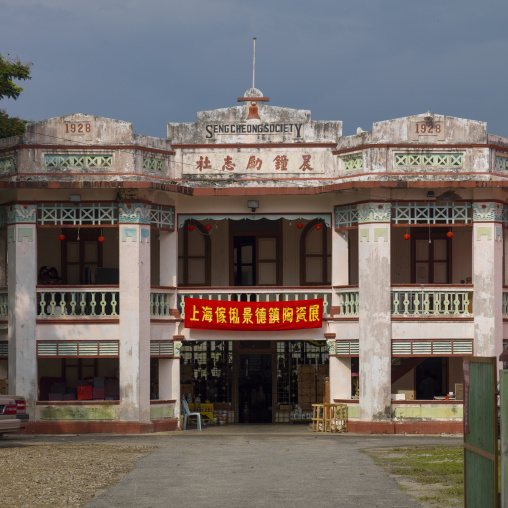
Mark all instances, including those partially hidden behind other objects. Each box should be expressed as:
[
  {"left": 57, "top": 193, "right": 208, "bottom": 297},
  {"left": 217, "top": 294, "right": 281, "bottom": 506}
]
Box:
[
  {"left": 184, "top": 298, "right": 323, "bottom": 331},
  {"left": 182, "top": 151, "right": 326, "bottom": 175}
]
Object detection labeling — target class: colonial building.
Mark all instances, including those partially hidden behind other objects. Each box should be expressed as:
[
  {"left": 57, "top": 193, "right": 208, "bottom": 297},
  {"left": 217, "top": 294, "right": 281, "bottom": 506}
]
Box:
[{"left": 0, "top": 88, "right": 506, "bottom": 433}]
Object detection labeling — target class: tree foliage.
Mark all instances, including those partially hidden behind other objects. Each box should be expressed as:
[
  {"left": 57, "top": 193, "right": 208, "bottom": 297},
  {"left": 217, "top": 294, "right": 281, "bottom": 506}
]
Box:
[{"left": 0, "top": 54, "right": 32, "bottom": 139}]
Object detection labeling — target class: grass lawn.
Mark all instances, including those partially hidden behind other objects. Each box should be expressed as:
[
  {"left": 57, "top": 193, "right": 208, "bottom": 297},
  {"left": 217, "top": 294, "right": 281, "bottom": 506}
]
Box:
[{"left": 364, "top": 446, "right": 464, "bottom": 507}]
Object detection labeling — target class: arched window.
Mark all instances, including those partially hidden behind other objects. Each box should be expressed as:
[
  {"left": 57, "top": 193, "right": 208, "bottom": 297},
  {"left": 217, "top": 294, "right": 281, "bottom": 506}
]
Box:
[
  {"left": 300, "top": 219, "right": 331, "bottom": 285},
  {"left": 178, "top": 220, "right": 211, "bottom": 286}
]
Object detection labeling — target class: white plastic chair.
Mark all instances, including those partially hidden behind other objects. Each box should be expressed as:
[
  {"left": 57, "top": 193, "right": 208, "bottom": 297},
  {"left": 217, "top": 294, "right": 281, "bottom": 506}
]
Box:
[{"left": 181, "top": 397, "right": 202, "bottom": 430}]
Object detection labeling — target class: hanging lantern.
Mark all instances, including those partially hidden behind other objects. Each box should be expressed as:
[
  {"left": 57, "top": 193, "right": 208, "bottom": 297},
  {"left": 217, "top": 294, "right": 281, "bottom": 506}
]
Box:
[
  {"left": 447, "top": 231, "right": 454, "bottom": 238},
  {"left": 315, "top": 224, "right": 322, "bottom": 230},
  {"left": 296, "top": 223, "right": 303, "bottom": 229},
  {"left": 98, "top": 236, "right": 105, "bottom": 242},
  {"left": 403, "top": 234, "right": 410, "bottom": 240},
  {"left": 58, "top": 234, "right": 65, "bottom": 241},
  {"left": 188, "top": 225, "right": 195, "bottom": 232},
  {"left": 205, "top": 224, "right": 212, "bottom": 231}
]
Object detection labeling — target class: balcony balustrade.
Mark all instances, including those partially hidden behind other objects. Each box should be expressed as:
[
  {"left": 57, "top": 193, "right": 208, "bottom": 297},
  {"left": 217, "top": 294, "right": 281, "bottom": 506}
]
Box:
[
  {"left": 334, "top": 288, "right": 359, "bottom": 316},
  {"left": 150, "top": 287, "right": 177, "bottom": 317},
  {"left": 391, "top": 286, "right": 473, "bottom": 317},
  {"left": 37, "top": 286, "right": 119, "bottom": 317},
  {"left": 0, "top": 285, "right": 479, "bottom": 321}
]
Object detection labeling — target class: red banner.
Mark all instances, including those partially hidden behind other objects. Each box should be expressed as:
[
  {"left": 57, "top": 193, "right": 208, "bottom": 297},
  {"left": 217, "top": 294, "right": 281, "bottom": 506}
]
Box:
[{"left": 184, "top": 298, "right": 323, "bottom": 331}]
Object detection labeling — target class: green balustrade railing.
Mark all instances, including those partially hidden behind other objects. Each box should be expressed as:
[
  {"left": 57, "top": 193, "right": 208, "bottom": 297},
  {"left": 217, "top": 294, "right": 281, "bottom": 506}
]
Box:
[
  {"left": 150, "top": 292, "right": 174, "bottom": 317},
  {"left": 37, "top": 288, "right": 119, "bottom": 317},
  {"left": 336, "top": 292, "right": 359, "bottom": 316},
  {"left": 392, "top": 289, "right": 472, "bottom": 316}
]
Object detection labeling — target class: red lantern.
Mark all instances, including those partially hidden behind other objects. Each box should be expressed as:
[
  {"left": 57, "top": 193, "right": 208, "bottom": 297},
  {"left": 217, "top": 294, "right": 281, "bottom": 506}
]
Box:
[
  {"left": 98, "top": 236, "right": 105, "bottom": 243},
  {"left": 205, "top": 224, "right": 212, "bottom": 231},
  {"left": 297, "top": 223, "right": 303, "bottom": 229},
  {"left": 315, "top": 224, "right": 322, "bottom": 230},
  {"left": 58, "top": 234, "right": 65, "bottom": 241},
  {"left": 447, "top": 231, "right": 454, "bottom": 238},
  {"left": 403, "top": 234, "right": 410, "bottom": 240},
  {"left": 188, "top": 225, "right": 195, "bottom": 232}
]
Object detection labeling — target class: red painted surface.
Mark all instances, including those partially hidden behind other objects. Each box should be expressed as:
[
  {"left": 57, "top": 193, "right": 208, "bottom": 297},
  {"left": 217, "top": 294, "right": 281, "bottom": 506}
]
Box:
[
  {"left": 348, "top": 421, "right": 463, "bottom": 434},
  {"left": 184, "top": 297, "right": 323, "bottom": 331},
  {"left": 18, "top": 419, "right": 180, "bottom": 435}
]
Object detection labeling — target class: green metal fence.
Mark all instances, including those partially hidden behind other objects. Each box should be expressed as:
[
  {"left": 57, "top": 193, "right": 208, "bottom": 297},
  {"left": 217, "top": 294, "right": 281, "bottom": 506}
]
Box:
[{"left": 463, "top": 357, "right": 498, "bottom": 507}]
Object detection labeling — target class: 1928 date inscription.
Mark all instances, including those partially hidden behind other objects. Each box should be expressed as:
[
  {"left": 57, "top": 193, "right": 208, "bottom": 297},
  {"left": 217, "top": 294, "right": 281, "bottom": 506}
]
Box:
[
  {"left": 415, "top": 122, "right": 442, "bottom": 134},
  {"left": 65, "top": 123, "right": 91, "bottom": 134}
]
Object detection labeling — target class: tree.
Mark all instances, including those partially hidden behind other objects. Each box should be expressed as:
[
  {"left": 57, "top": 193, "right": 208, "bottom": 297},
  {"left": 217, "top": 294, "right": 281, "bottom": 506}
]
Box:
[{"left": 0, "top": 54, "right": 32, "bottom": 139}]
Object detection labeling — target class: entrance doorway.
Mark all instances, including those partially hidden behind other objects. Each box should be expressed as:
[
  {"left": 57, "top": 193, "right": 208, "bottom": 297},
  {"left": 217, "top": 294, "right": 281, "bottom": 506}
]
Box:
[
  {"left": 178, "top": 340, "right": 329, "bottom": 424},
  {"left": 238, "top": 354, "right": 272, "bottom": 423}
]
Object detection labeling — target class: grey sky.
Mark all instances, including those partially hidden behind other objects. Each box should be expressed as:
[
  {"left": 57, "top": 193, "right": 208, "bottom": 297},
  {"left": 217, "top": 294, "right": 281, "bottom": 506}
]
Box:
[{"left": 1, "top": 0, "right": 506, "bottom": 138}]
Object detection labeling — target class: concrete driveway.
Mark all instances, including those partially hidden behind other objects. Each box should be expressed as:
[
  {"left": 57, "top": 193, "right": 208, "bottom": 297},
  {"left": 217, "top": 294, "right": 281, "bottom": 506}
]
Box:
[{"left": 46, "top": 425, "right": 463, "bottom": 508}]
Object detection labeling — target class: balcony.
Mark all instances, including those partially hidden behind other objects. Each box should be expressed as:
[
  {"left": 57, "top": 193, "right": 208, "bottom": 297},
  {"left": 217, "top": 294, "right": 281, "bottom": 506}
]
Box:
[
  {"left": 391, "top": 285, "right": 473, "bottom": 317},
  {"left": 37, "top": 286, "right": 119, "bottom": 319}
]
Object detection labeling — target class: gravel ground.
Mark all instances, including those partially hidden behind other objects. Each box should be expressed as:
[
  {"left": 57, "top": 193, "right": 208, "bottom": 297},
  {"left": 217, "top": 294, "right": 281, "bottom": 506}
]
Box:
[{"left": 0, "top": 438, "right": 156, "bottom": 507}]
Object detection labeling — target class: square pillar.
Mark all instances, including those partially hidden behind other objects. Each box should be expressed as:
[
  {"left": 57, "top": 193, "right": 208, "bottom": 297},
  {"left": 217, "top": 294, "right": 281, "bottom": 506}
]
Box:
[
  {"left": 358, "top": 203, "right": 392, "bottom": 421},
  {"left": 119, "top": 203, "right": 151, "bottom": 422},
  {"left": 472, "top": 203, "right": 504, "bottom": 370},
  {"left": 7, "top": 205, "right": 37, "bottom": 415},
  {"left": 158, "top": 341, "right": 181, "bottom": 423}
]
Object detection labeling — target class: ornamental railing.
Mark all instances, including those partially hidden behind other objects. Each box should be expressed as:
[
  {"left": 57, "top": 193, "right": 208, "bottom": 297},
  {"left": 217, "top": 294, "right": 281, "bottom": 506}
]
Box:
[
  {"left": 391, "top": 286, "right": 472, "bottom": 316},
  {"left": 176, "top": 287, "right": 332, "bottom": 318},
  {"left": 150, "top": 287, "right": 177, "bottom": 317},
  {"left": 38, "top": 202, "right": 117, "bottom": 226},
  {"left": 0, "top": 289, "right": 7, "bottom": 318},
  {"left": 333, "top": 287, "right": 359, "bottom": 316},
  {"left": 392, "top": 202, "right": 471, "bottom": 225},
  {"left": 37, "top": 286, "right": 119, "bottom": 317}
]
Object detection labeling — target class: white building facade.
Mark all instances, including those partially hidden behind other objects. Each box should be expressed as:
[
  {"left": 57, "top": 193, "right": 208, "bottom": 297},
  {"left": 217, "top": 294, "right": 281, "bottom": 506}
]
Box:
[{"left": 0, "top": 89, "right": 506, "bottom": 433}]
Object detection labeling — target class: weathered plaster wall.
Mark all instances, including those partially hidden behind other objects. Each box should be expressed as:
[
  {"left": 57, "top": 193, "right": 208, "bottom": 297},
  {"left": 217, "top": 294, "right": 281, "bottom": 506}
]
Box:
[
  {"left": 392, "top": 321, "right": 473, "bottom": 340},
  {"left": 36, "top": 323, "right": 119, "bottom": 341},
  {"left": 392, "top": 404, "right": 463, "bottom": 421},
  {"left": 36, "top": 404, "right": 119, "bottom": 421}
]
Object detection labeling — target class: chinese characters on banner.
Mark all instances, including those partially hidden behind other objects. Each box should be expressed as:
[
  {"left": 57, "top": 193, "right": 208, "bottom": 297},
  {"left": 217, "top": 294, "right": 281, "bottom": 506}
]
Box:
[
  {"left": 196, "top": 154, "right": 314, "bottom": 172},
  {"left": 184, "top": 298, "right": 323, "bottom": 331}
]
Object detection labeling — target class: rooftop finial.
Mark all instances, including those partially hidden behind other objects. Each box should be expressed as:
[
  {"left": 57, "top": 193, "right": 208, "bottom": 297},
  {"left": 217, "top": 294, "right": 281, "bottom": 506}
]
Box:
[{"left": 252, "top": 37, "right": 256, "bottom": 89}]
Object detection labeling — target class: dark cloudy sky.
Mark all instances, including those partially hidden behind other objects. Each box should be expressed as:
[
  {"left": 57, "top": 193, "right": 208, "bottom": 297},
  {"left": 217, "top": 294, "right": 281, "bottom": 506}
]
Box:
[{"left": 1, "top": 0, "right": 506, "bottom": 138}]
